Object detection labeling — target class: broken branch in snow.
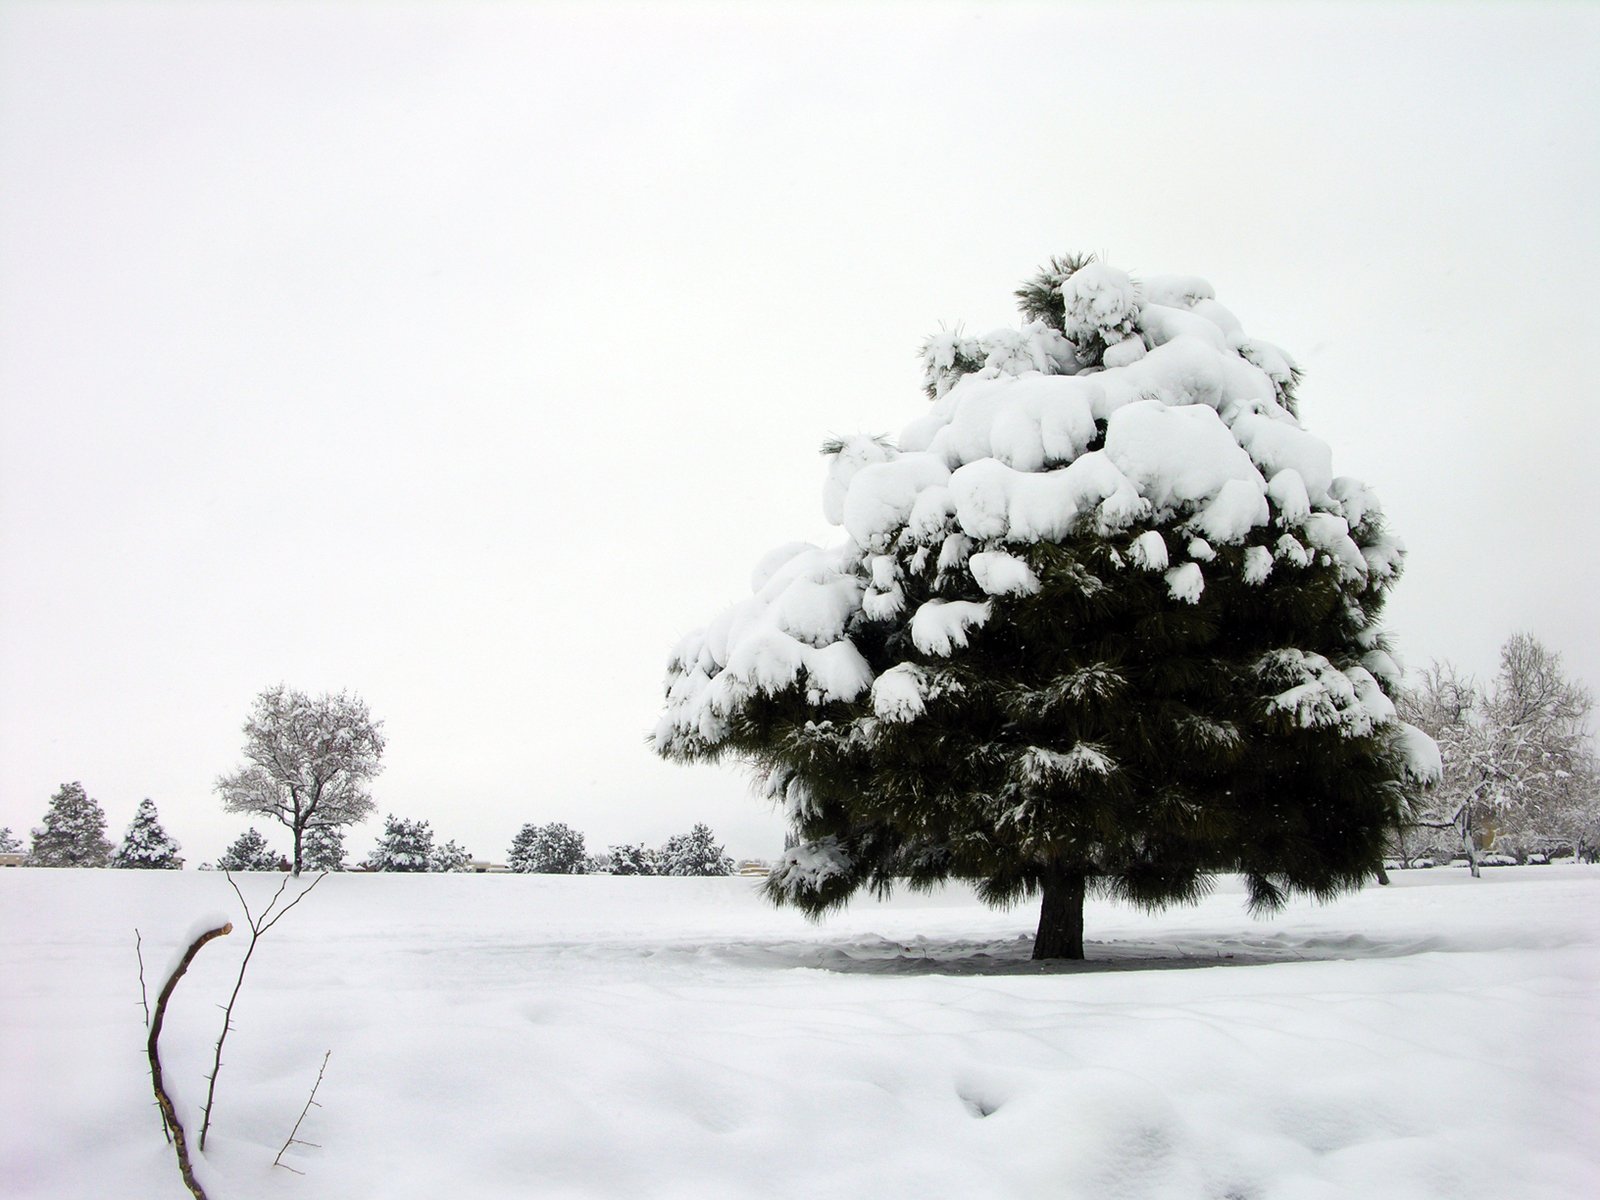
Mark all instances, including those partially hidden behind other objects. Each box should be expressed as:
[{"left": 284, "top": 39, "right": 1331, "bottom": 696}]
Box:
[{"left": 147, "top": 920, "right": 233, "bottom": 1200}]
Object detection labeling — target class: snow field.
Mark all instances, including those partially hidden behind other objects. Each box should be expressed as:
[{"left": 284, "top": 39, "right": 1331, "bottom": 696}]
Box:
[{"left": 1, "top": 868, "right": 1595, "bottom": 1199}]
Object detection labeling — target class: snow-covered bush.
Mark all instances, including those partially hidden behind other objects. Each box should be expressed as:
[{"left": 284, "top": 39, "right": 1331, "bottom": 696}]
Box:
[
  {"left": 429, "top": 839, "right": 473, "bottom": 873},
  {"left": 110, "top": 798, "right": 183, "bottom": 869},
  {"left": 655, "top": 253, "right": 1434, "bottom": 958},
  {"left": 301, "top": 824, "right": 348, "bottom": 872},
  {"left": 364, "top": 815, "right": 434, "bottom": 872},
  {"left": 658, "top": 824, "right": 735, "bottom": 876},
  {"left": 507, "top": 822, "right": 588, "bottom": 874},
  {"left": 608, "top": 844, "right": 659, "bottom": 876},
  {"left": 216, "top": 827, "right": 282, "bottom": 872}
]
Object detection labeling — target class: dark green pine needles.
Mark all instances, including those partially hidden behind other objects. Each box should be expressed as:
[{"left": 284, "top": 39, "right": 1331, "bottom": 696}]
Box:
[{"left": 654, "top": 254, "right": 1435, "bottom": 959}]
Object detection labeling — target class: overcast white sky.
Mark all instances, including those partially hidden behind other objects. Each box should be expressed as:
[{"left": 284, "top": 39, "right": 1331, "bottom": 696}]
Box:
[{"left": 2, "top": 1, "right": 1596, "bottom": 866}]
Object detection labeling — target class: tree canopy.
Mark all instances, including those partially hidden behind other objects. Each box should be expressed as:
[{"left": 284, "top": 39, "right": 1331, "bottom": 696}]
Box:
[
  {"left": 655, "top": 255, "right": 1436, "bottom": 958},
  {"left": 216, "top": 685, "right": 385, "bottom": 875}
]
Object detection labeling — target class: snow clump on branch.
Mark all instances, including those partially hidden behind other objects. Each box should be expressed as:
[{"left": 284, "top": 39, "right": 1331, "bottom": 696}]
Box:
[{"left": 654, "top": 259, "right": 1420, "bottom": 765}]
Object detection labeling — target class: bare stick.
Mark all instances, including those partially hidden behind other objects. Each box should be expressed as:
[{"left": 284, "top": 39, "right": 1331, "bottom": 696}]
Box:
[
  {"left": 135, "top": 929, "right": 152, "bottom": 1027},
  {"left": 135, "top": 929, "right": 174, "bottom": 1144},
  {"left": 199, "top": 869, "right": 326, "bottom": 1151},
  {"left": 273, "top": 1050, "right": 332, "bottom": 1173},
  {"left": 147, "top": 921, "right": 233, "bottom": 1200}
]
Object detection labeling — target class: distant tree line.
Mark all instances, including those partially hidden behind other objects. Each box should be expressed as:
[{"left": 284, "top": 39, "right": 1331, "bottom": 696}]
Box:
[
  {"left": 505, "top": 820, "right": 736, "bottom": 877},
  {"left": 7, "top": 786, "right": 741, "bottom": 879},
  {"left": 12, "top": 656, "right": 1592, "bottom": 884}
]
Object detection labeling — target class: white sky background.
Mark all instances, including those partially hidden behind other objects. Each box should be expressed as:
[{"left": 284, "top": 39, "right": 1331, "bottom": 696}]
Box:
[{"left": 1, "top": 1, "right": 1596, "bottom": 866}]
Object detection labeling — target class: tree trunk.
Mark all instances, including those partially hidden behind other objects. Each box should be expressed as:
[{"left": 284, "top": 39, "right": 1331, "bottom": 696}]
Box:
[
  {"left": 1032, "top": 868, "right": 1087, "bottom": 960},
  {"left": 291, "top": 825, "right": 303, "bottom": 877}
]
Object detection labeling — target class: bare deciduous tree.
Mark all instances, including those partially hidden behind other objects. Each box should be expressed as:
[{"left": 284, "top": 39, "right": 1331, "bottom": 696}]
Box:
[
  {"left": 1403, "top": 634, "right": 1597, "bottom": 874},
  {"left": 216, "top": 686, "right": 385, "bottom": 875}
]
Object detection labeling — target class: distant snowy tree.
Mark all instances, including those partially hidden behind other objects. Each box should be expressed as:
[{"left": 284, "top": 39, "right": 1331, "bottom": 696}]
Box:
[
  {"left": 1404, "top": 634, "right": 1596, "bottom": 874},
  {"left": 28, "top": 782, "right": 113, "bottom": 867},
  {"left": 365, "top": 814, "right": 434, "bottom": 872},
  {"left": 656, "top": 254, "right": 1434, "bottom": 958},
  {"left": 429, "top": 838, "right": 473, "bottom": 873},
  {"left": 216, "top": 685, "right": 385, "bottom": 875},
  {"left": 582, "top": 851, "right": 614, "bottom": 875},
  {"left": 608, "top": 844, "right": 659, "bottom": 876},
  {"left": 659, "top": 824, "right": 735, "bottom": 876},
  {"left": 216, "top": 827, "right": 282, "bottom": 871},
  {"left": 0, "top": 826, "right": 21, "bottom": 854},
  {"left": 506, "top": 825, "right": 539, "bottom": 872},
  {"left": 110, "top": 798, "right": 183, "bottom": 869},
  {"left": 506, "top": 822, "right": 588, "bottom": 874},
  {"left": 301, "top": 823, "right": 348, "bottom": 872}
]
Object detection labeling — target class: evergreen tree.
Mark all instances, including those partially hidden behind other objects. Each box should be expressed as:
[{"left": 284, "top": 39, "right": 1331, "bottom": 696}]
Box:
[
  {"left": 301, "top": 823, "right": 348, "bottom": 871},
  {"left": 608, "top": 843, "right": 659, "bottom": 876},
  {"left": 429, "top": 838, "right": 473, "bottom": 872},
  {"left": 659, "top": 824, "right": 735, "bottom": 876},
  {"left": 216, "top": 827, "right": 281, "bottom": 871},
  {"left": 365, "top": 814, "right": 434, "bottom": 872},
  {"left": 0, "top": 827, "right": 21, "bottom": 855},
  {"left": 215, "top": 685, "right": 385, "bottom": 875},
  {"left": 655, "top": 255, "right": 1436, "bottom": 958},
  {"left": 110, "top": 798, "right": 183, "bottom": 869},
  {"left": 28, "top": 782, "right": 113, "bottom": 867},
  {"left": 507, "top": 822, "right": 588, "bottom": 873}
]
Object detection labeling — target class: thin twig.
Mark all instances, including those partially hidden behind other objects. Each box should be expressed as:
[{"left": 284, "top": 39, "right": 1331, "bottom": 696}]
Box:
[
  {"left": 199, "top": 870, "right": 326, "bottom": 1152},
  {"left": 148, "top": 921, "right": 233, "bottom": 1200},
  {"left": 273, "top": 1050, "right": 332, "bottom": 1173},
  {"left": 135, "top": 929, "right": 152, "bottom": 1027},
  {"left": 135, "top": 929, "right": 174, "bottom": 1144}
]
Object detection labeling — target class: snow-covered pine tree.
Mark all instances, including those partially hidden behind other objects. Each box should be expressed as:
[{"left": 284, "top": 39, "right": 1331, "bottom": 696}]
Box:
[
  {"left": 659, "top": 824, "right": 735, "bottom": 876},
  {"left": 0, "top": 827, "right": 21, "bottom": 855},
  {"left": 301, "top": 823, "right": 348, "bottom": 871},
  {"left": 506, "top": 824, "right": 539, "bottom": 872},
  {"left": 365, "top": 814, "right": 434, "bottom": 872},
  {"left": 216, "top": 827, "right": 281, "bottom": 871},
  {"left": 608, "top": 844, "right": 659, "bottom": 876},
  {"left": 429, "top": 838, "right": 473, "bottom": 872},
  {"left": 655, "top": 255, "right": 1439, "bottom": 959},
  {"left": 506, "top": 822, "right": 588, "bottom": 874},
  {"left": 110, "top": 798, "right": 183, "bottom": 869},
  {"left": 28, "top": 781, "right": 113, "bottom": 867}
]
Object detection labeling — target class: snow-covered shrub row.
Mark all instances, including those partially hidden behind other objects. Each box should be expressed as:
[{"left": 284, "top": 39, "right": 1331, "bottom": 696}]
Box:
[{"left": 655, "top": 262, "right": 1428, "bottom": 772}]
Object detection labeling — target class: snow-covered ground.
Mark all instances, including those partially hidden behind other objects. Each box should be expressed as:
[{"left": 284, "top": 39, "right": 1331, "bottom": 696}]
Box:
[{"left": 2, "top": 867, "right": 1595, "bottom": 1199}]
